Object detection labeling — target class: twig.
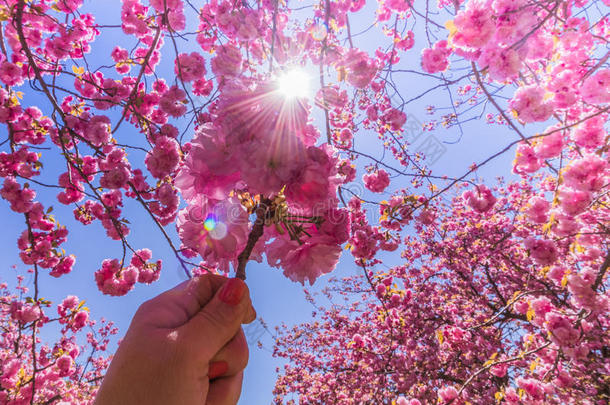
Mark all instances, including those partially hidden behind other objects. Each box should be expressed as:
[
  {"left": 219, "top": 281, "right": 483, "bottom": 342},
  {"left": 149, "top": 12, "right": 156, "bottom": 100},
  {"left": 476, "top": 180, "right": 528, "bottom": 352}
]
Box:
[{"left": 235, "top": 198, "right": 270, "bottom": 280}]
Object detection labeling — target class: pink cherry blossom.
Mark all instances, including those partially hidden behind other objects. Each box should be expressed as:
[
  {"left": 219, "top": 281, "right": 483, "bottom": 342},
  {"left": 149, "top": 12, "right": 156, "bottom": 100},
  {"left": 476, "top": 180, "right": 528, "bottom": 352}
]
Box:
[
  {"left": 211, "top": 44, "right": 242, "bottom": 77},
  {"left": 462, "top": 184, "right": 496, "bottom": 212},
  {"left": 145, "top": 136, "right": 180, "bottom": 179},
  {"left": 340, "top": 49, "right": 378, "bottom": 89},
  {"left": 175, "top": 52, "right": 206, "bottom": 82},
  {"left": 580, "top": 69, "right": 610, "bottom": 104},
  {"left": 363, "top": 169, "right": 390, "bottom": 193},
  {"left": 524, "top": 237, "right": 558, "bottom": 265},
  {"left": 453, "top": 1, "right": 495, "bottom": 49},
  {"left": 509, "top": 85, "right": 554, "bottom": 123},
  {"left": 421, "top": 40, "right": 452, "bottom": 73}
]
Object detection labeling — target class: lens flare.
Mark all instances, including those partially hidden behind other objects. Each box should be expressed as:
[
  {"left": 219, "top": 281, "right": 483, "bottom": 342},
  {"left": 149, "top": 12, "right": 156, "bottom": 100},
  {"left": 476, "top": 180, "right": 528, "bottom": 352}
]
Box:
[
  {"left": 277, "top": 69, "right": 310, "bottom": 99},
  {"left": 310, "top": 21, "right": 328, "bottom": 41},
  {"left": 203, "top": 214, "right": 217, "bottom": 231},
  {"left": 209, "top": 222, "right": 228, "bottom": 240}
]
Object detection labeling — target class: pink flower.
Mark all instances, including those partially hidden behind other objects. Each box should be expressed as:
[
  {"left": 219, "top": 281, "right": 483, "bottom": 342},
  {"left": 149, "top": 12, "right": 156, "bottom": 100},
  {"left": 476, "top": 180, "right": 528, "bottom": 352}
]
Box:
[
  {"left": 10, "top": 302, "right": 42, "bottom": 323},
  {"left": 175, "top": 124, "right": 240, "bottom": 201},
  {"left": 438, "top": 386, "right": 458, "bottom": 402},
  {"left": 551, "top": 210, "right": 580, "bottom": 237},
  {"left": 395, "top": 31, "right": 414, "bottom": 50},
  {"left": 526, "top": 196, "right": 551, "bottom": 224},
  {"left": 100, "top": 166, "right": 130, "bottom": 190},
  {"left": 417, "top": 208, "right": 436, "bottom": 225},
  {"left": 267, "top": 237, "right": 342, "bottom": 285},
  {"left": 58, "top": 295, "right": 79, "bottom": 317},
  {"left": 175, "top": 52, "right": 206, "bottom": 82},
  {"left": 145, "top": 136, "right": 180, "bottom": 179},
  {"left": 177, "top": 196, "right": 249, "bottom": 272},
  {"left": 513, "top": 144, "right": 541, "bottom": 174},
  {"left": 73, "top": 310, "right": 89, "bottom": 330},
  {"left": 350, "top": 229, "right": 379, "bottom": 260},
  {"left": 341, "top": 49, "right": 377, "bottom": 89},
  {"left": 531, "top": 296, "right": 553, "bottom": 316},
  {"left": 94, "top": 259, "right": 138, "bottom": 296},
  {"left": 363, "top": 169, "right": 390, "bottom": 193},
  {"left": 517, "top": 377, "right": 544, "bottom": 400},
  {"left": 509, "top": 86, "right": 554, "bottom": 123},
  {"left": 211, "top": 44, "right": 242, "bottom": 77},
  {"left": 453, "top": 1, "right": 495, "bottom": 49},
  {"left": 548, "top": 266, "right": 566, "bottom": 285},
  {"left": 567, "top": 268, "right": 598, "bottom": 310},
  {"left": 462, "top": 184, "right": 496, "bottom": 213},
  {"left": 524, "top": 237, "right": 558, "bottom": 266},
  {"left": 494, "top": 0, "right": 538, "bottom": 44},
  {"left": 572, "top": 115, "right": 606, "bottom": 149},
  {"left": 477, "top": 46, "right": 521, "bottom": 82},
  {"left": 54, "top": 0, "right": 82, "bottom": 12},
  {"left": 421, "top": 40, "right": 452, "bottom": 73},
  {"left": 315, "top": 86, "right": 348, "bottom": 109},
  {"left": 382, "top": 108, "right": 407, "bottom": 131},
  {"left": 193, "top": 78, "right": 214, "bottom": 97},
  {"left": 56, "top": 355, "right": 74, "bottom": 377},
  {"left": 239, "top": 134, "right": 307, "bottom": 197},
  {"left": 366, "top": 105, "right": 378, "bottom": 121},
  {"left": 558, "top": 187, "right": 591, "bottom": 216},
  {"left": 548, "top": 69, "right": 579, "bottom": 108},
  {"left": 284, "top": 146, "right": 338, "bottom": 209},
  {"left": 50, "top": 255, "right": 76, "bottom": 277},
  {"left": 1, "top": 177, "right": 35, "bottom": 213},
  {"left": 385, "top": 0, "right": 411, "bottom": 12},
  {"left": 490, "top": 363, "right": 507, "bottom": 378},
  {"left": 0, "top": 62, "right": 24, "bottom": 87},
  {"left": 111, "top": 46, "right": 131, "bottom": 74},
  {"left": 338, "top": 160, "right": 356, "bottom": 182},
  {"left": 85, "top": 115, "right": 112, "bottom": 147},
  {"left": 534, "top": 131, "right": 563, "bottom": 159},
  {"left": 562, "top": 155, "right": 607, "bottom": 192},
  {"left": 580, "top": 69, "right": 610, "bottom": 104},
  {"left": 546, "top": 312, "right": 579, "bottom": 346},
  {"left": 130, "top": 249, "right": 162, "bottom": 284},
  {"left": 159, "top": 85, "right": 187, "bottom": 118},
  {"left": 111, "top": 46, "right": 129, "bottom": 63}
]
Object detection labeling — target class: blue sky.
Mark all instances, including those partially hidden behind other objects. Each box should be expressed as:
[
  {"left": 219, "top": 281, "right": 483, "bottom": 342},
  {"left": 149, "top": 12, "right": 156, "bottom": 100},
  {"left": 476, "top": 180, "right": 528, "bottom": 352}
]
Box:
[{"left": 0, "top": 1, "right": 532, "bottom": 403}]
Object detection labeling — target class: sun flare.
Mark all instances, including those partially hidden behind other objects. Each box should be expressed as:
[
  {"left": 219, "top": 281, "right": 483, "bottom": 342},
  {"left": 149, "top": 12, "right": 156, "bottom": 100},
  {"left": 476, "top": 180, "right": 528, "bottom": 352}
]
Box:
[{"left": 277, "top": 69, "right": 310, "bottom": 99}]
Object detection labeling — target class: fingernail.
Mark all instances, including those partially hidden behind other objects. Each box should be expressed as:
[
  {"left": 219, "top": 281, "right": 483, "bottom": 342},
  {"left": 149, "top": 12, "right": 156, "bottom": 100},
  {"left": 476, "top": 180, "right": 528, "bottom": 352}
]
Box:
[
  {"left": 208, "top": 361, "right": 228, "bottom": 379},
  {"left": 219, "top": 278, "right": 245, "bottom": 306}
]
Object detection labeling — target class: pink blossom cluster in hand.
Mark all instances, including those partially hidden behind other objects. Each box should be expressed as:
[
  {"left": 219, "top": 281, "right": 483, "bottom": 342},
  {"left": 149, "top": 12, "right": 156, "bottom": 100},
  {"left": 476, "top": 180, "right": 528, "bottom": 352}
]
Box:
[{"left": 175, "top": 78, "right": 348, "bottom": 283}]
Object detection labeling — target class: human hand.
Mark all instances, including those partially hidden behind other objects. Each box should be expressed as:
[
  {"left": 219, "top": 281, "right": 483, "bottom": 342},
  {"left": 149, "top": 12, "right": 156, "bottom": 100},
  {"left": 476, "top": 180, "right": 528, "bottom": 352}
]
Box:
[{"left": 94, "top": 275, "right": 256, "bottom": 405}]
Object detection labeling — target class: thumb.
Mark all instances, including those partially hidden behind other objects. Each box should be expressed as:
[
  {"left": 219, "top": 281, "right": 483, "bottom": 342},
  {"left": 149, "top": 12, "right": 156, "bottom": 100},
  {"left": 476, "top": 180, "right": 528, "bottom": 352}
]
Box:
[{"left": 182, "top": 278, "right": 254, "bottom": 361}]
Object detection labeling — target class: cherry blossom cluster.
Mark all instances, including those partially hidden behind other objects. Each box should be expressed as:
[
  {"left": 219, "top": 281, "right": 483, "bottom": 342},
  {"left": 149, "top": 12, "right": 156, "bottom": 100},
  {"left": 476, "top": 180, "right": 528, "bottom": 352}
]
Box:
[
  {"left": 176, "top": 79, "right": 350, "bottom": 283},
  {"left": 0, "top": 270, "right": 115, "bottom": 404},
  {"left": 273, "top": 180, "right": 609, "bottom": 404}
]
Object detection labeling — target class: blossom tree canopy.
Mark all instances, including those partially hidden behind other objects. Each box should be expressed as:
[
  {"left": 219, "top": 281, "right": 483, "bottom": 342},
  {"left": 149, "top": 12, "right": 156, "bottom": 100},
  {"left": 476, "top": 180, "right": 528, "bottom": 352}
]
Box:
[{"left": 0, "top": 0, "right": 608, "bottom": 403}]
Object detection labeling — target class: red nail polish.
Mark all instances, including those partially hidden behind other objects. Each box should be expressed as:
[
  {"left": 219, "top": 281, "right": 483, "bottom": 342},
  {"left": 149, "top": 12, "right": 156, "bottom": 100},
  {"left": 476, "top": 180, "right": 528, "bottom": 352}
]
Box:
[
  {"left": 209, "top": 361, "right": 228, "bottom": 379},
  {"left": 219, "top": 278, "right": 245, "bottom": 306}
]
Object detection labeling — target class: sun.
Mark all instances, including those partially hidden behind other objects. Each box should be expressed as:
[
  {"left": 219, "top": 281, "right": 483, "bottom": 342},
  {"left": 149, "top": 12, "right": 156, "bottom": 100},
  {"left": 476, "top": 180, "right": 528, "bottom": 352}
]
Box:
[{"left": 276, "top": 68, "right": 310, "bottom": 99}]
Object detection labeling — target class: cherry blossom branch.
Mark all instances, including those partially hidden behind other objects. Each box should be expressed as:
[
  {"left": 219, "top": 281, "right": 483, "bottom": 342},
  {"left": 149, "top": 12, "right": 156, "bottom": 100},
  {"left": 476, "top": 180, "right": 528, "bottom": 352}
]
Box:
[
  {"left": 455, "top": 342, "right": 552, "bottom": 398},
  {"left": 112, "top": 26, "right": 162, "bottom": 134},
  {"left": 127, "top": 182, "right": 194, "bottom": 279},
  {"left": 236, "top": 198, "right": 272, "bottom": 280},
  {"left": 593, "top": 250, "right": 610, "bottom": 291}
]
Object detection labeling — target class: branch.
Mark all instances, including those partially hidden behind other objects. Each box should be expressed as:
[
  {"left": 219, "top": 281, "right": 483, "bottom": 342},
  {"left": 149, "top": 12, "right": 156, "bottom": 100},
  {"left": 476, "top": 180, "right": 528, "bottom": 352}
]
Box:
[
  {"left": 235, "top": 198, "right": 270, "bottom": 280},
  {"left": 456, "top": 342, "right": 551, "bottom": 397},
  {"left": 592, "top": 250, "right": 610, "bottom": 291}
]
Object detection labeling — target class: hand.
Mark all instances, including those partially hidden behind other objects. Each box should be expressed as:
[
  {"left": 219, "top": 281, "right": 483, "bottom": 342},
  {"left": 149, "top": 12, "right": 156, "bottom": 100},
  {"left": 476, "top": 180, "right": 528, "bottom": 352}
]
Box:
[{"left": 94, "top": 275, "right": 256, "bottom": 405}]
